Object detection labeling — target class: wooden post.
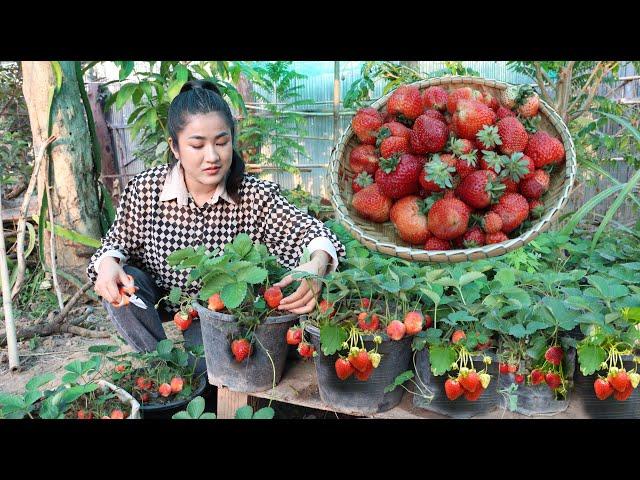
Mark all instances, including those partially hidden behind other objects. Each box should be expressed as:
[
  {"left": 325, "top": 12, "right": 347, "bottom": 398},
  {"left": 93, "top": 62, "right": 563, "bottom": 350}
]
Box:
[
  {"left": 216, "top": 387, "right": 248, "bottom": 419},
  {"left": 0, "top": 183, "right": 20, "bottom": 370}
]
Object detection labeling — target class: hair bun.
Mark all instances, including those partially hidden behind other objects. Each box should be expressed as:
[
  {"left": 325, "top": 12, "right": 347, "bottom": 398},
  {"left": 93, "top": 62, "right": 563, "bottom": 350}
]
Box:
[{"left": 179, "top": 79, "right": 222, "bottom": 97}]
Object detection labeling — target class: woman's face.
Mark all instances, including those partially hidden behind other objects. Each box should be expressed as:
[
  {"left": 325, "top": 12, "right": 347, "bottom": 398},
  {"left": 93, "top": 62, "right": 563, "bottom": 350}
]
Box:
[{"left": 169, "top": 112, "right": 233, "bottom": 191}]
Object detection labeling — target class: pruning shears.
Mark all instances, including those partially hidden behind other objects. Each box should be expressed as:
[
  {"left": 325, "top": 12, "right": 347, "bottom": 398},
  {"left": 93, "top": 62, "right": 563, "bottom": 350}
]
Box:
[{"left": 111, "top": 274, "right": 147, "bottom": 309}]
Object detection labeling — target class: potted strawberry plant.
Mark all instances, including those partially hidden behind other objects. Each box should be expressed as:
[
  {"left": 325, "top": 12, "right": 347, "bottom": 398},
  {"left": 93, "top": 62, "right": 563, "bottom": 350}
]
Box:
[
  {"left": 301, "top": 257, "right": 427, "bottom": 415},
  {"left": 0, "top": 355, "right": 140, "bottom": 419},
  {"left": 167, "top": 234, "right": 298, "bottom": 392},
  {"left": 106, "top": 340, "right": 208, "bottom": 419},
  {"left": 574, "top": 307, "right": 640, "bottom": 418}
]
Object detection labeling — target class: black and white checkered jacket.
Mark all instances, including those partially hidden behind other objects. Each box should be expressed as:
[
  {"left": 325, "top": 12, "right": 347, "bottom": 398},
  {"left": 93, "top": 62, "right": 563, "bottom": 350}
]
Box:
[{"left": 86, "top": 164, "right": 346, "bottom": 295}]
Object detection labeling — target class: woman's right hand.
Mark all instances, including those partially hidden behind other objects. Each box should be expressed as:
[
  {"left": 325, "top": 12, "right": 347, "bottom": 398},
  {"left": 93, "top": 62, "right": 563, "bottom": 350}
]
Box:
[{"left": 94, "top": 257, "right": 134, "bottom": 305}]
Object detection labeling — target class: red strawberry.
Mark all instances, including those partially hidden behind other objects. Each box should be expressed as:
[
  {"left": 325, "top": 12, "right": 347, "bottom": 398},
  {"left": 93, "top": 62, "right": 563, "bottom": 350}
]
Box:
[
  {"left": 613, "top": 382, "right": 634, "bottom": 401},
  {"left": 422, "top": 86, "right": 449, "bottom": 112},
  {"left": 500, "top": 85, "right": 520, "bottom": 109},
  {"left": 456, "top": 169, "right": 505, "bottom": 209},
  {"left": 335, "top": 357, "right": 355, "bottom": 380},
  {"left": 318, "top": 299, "right": 335, "bottom": 318},
  {"left": 136, "top": 376, "right": 152, "bottom": 390},
  {"left": 545, "top": 372, "right": 562, "bottom": 390},
  {"left": 447, "top": 87, "right": 483, "bottom": 114},
  {"left": 544, "top": 346, "right": 563, "bottom": 366},
  {"left": 378, "top": 121, "right": 412, "bottom": 141},
  {"left": 501, "top": 152, "right": 535, "bottom": 183},
  {"left": 497, "top": 117, "right": 528, "bottom": 155},
  {"left": 496, "top": 106, "right": 516, "bottom": 120},
  {"left": 424, "top": 314, "right": 433, "bottom": 329},
  {"left": 410, "top": 115, "right": 449, "bottom": 154},
  {"left": 524, "top": 131, "right": 565, "bottom": 168},
  {"left": 427, "top": 197, "right": 470, "bottom": 240},
  {"left": 608, "top": 369, "right": 630, "bottom": 393},
  {"left": 110, "top": 409, "right": 125, "bottom": 420},
  {"left": 354, "top": 362, "right": 374, "bottom": 381},
  {"left": 515, "top": 373, "right": 525, "bottom": 384},
  {"left": 188, "top": 308, "right": 199, "bottom": 321},
  {"left": 454, "top": 100, "right": 497, "bottom": 141},
  {"left": 380, "top": 136, "right": 410, "bottom": 159},
  {"left": 419, "top": 154, "right": 457, "bottom": 193},
  {"left": 448, "top": 137, "right": 476, "bottom": 156},
  {"left": 357, "top": 311, "right": 380, "bottom": 332},
  {"left": 360, "top": 298, "right": 371, "bottom": 309},
  {"left": 517, "top": 94, "right": 539, "bottom": 118},
  {"left": 444, "top": 378, "right": 465, "bottom": 400},
  {"left": 174, "top": 311, "right": 192, "bottom": 331},
  {"left": 352, "top": 107, "right": 383, "bottom": 145},
  {"left": 348, "top": 349, "right": 371, "bottom": 372},
  {"left": 594, "top": 378, "right": 614, "bottom": 400},
  {"left": 530, "top": 369, "right": 546, "bottom": 385},
  {"left": 351, "top": 172, "right": 373, "bottom": 193},
  {"left": 478, "top": 150, "right": 505, "bottom": 173},
  {"left": 386, "top": 320, "right": 406, "bottom": 340},
  {"left": 390, "top": 195, "right": 430, "bottom": 245},
  {"left": 528, "top": 199, "right": 545, "bottom": 218},
  {"left": 451, "top": 329, "right": 466, "bottom": 344},
  {"left": 482, "top": 211, "right": 503, "bottom": 234},
  {"left": 349, "top": 144, "right": 379, "bottom": 175},
  {"left": 463, "top": 385, "right": 485, "bottom": 401},
  {"left": 519, "top": 169, "right": 550, "bottom": 200},
  {"left": 140, "top": 392, "right": 150, "bottom": 403},
  {"left": 115, "top": 364, "right": 126, "bottom": 373},
  {"left": 351, "top": 183, "right": 393, "bottom": 223},
  {"left": 422, "top": 109, "right": 446, "bottom": 123},
  {"left": 491, "top": 192, "right": 529, "bottom": 233},
  {"left": 77, "top": 409, "right": 93, "bottom": 420},
  {"left": 480, "top": 91, "right": 499, "bottom": 111},
  {"left": 502, "top": 177, "right": 518, "bottom": 194},
  {"left": 170, "top": 376, "right": 184, "bottom": 393},
  {"left": 158, "top": 383, "right": 172, "bottom": 397},
  {"left": 459, "top": 369, "right": 480, "bottom": 392},
  {"left": 375, "top": 153, "right": 423, "bottom": 199},
  {"left": 462, "top": 226, "right": 486, "bottom": 248},
  {"left": 387, "top": 85, "right": 424, "bottom": 120},
  {"left": 498, "top": 363, "right": 510, "bottom": 374},
  {"left": 264, "top": 286, "right": 283, "bottom": 308},
  {"left": 485, "top": 232, "right": 509, "bottom": 244},
  {"left": 456, "top": 154, "right": 479, "bottom": 179},
  {"left": 231, "top": 338, "right": 252, "bottom": 362},
  {"left": 297, "top": 342, "right": 315, "bottom": 359},
  {"left": 208, "top": 293, "right": 225, "bottom": 311},
  {"left": 424, "top": 236, "right": 452, "bottom": 250},
  {"left": 286, "top": 326, "right": 303, "bottom": 345},
  {"left": 403, "top": 311, "right": 424, "bottom": 335}
]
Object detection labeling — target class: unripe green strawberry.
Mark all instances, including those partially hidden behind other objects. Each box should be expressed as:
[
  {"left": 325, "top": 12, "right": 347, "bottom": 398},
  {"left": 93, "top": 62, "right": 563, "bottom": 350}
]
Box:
[{"left": 479, "top": 373, "right": 491, "bottom": 389}]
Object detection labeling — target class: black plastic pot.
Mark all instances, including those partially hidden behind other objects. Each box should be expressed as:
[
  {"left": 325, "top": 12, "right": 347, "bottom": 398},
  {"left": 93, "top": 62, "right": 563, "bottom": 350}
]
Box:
[
  {"left": 194, "top": 303, "right": 298, "bottom": 393},
  {"left": 496, "top": 348, "right": 576, "bottom": 417},
  {"left": 139, "top": 373, "right": 209, "bottom": 419},
  {"left": 412, "top": 349, "right": 498, "bottom": 419},
  {"left": 574, "top": 355, "right": 639, "bottom": 419},
  {"left": 306, "top": 325, "right": 412, "bottom": 415}
]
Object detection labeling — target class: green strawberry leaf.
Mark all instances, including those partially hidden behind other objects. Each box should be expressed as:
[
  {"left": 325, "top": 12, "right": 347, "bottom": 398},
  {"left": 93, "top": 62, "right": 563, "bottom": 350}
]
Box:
[
  {"left": 200, "top": 413, "right": 218, "bottom": 419},
  {"left": 319, "top": 324, "right": 348, "bottom": 356},
  {"left": 428, "top": 345, "right": 457, "bottom": 376},
  {"left": 459, "top": 271, "right": 485, "bottom": 287},
  {"left": 156, "top": 339, "right": 174, "bottom": 357},
  {"left": 236, "top": 266, "right": 268, "bottom": 285},
  {"left": 495, "top": 269, "right": 516, "bottom": 287},
  {"left": 384, "top": 370, "right": 414, "bottom": 393},
  {"left": 234, "top": 405, "right": 254, "bottom": 419},
  {"left": 577, "top": 344, "right": 607, "bottom": 376},
  {"left": 25, "top": 373, "right": 55, "bottom": 392},
  {"left": 166, "top": 247, "right": 196, "bottom": 266},
  {"left": 171, "top": 411, "right": 192, "bottom": 420},
  {"left": 186, "top": 396, "right": 205, "bottom": 419},
  {"left": 220, "top": 282, "right": 248, "bottom": 309},
  {"left": 232, "top": 234, "right": 253, "bottom": 258},
  {"left": 169, "top": 287, "right": 183, "bottom": 305},
  {"left": 252, "top": 407, "right": 275, "bottom": 419}
]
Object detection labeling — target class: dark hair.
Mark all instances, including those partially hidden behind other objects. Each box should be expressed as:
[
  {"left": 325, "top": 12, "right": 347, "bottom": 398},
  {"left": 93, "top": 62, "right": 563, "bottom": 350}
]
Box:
[{"left": 167, "top": 79, "right": 245, "bottom": 203}]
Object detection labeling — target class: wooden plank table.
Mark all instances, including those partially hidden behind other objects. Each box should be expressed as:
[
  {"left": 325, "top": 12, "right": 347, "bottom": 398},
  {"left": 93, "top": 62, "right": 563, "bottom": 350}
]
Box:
[{"left": 213, "top": 358, "right": 593, "bottom": 419}]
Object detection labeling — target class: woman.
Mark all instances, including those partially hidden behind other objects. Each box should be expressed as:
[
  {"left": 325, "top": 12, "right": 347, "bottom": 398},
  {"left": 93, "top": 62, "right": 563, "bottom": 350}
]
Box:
[{"left": 87, "top": 79, "right": 345, "bottom": 356}]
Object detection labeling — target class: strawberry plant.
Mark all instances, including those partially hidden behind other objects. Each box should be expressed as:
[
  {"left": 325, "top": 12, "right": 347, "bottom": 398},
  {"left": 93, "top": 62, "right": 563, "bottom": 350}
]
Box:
[
  {"left": 170, "top": 395, "right": 276, "bottom": 419},
  {"left": 166, "top": 233, "right": 294, "bottom": 361}
]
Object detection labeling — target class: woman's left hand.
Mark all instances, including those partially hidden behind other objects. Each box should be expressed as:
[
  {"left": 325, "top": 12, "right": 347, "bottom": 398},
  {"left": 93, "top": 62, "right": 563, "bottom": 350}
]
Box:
[{"left": 273, "top": 251, "right": 330, "bottom": 314}]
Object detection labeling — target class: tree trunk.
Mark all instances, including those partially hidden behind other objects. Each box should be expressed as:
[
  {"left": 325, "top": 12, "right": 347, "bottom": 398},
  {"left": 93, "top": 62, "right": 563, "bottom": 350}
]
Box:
[{"left": 21, "top": 61, "right": 102, "bottom": 287}]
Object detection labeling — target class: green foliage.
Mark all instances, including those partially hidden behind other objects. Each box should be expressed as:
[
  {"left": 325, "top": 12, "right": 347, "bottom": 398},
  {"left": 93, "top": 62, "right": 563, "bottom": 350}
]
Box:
[{"left": 237, "top": 61, "right": 313, "bottom": 172}]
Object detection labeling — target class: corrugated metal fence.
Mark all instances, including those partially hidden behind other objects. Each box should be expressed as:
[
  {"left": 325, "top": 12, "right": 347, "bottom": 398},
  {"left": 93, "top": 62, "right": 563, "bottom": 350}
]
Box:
[{"left": 100, "top": 61, "right": 639, "bottom": 224}]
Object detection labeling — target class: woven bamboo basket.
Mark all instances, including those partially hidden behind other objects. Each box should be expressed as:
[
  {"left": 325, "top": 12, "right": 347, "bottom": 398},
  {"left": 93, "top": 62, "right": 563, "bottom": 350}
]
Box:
[{"left": 328, "top": 76, "right": 577, "bottom": 263}]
